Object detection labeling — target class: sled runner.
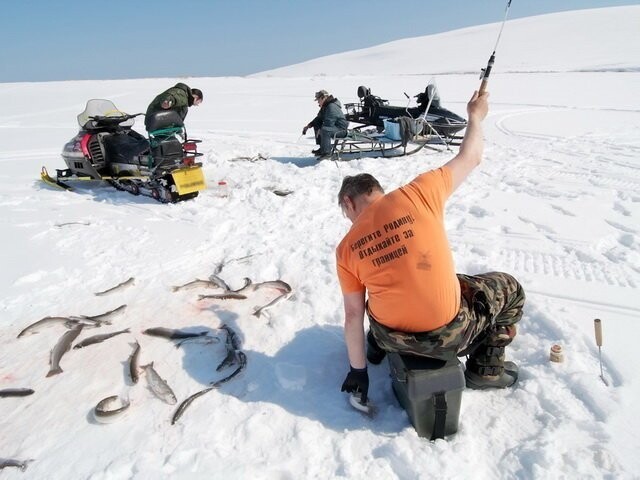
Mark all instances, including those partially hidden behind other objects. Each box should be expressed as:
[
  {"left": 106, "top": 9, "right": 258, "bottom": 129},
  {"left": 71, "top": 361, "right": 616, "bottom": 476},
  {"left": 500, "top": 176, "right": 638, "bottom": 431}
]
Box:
[{"left": 41, "top": 99, "right": 206, "bottom": 203}]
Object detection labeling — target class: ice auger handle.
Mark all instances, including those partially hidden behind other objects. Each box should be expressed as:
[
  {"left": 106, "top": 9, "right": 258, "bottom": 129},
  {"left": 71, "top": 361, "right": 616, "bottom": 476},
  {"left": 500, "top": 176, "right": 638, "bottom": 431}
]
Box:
[{"left": 594, "top": 319, "right": 603, "bottom": 347}]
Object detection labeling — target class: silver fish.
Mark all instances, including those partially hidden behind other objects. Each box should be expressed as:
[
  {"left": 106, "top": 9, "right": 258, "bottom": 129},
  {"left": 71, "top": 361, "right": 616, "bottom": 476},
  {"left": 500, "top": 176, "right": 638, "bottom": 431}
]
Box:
[
  {"left": 232, "top": 277, "right": 253, "bottom": 292},
  {"left": 94, "top": 395, "right": 131, "bottom": 421},
  {"left": 74, "top": 304, "right": 127, "bottom": 323},
  {"left": 47, "top": 324, "right": 84, "bottom": 377},
  {"left": 129, "top": 341, "right": 141, "bottom": 384},
  {"left": 0, "top": 388, "right": 35, "bottom": 398},
  {"left": 94, "top": 277, "right": 135, "bottom": 296},
  {"left": 211, "top": 351, "right": 247, "bottom": 387},
  {"left": 198, "top": 292, "right": 247, "bottom": 301},
  {"left": 73, "top": 328, "right": 131, "bottom": 349},
  {"left": 17, "top": 316, "right": 74, "bottom": 338},
  {"left": 171, "top": 279, "right": 226, "bottom": 292},
  {"left": 174, "top": 336, "right": 220, "bottom": 349},
  {"left": 216, "top": 348, "right": 238, "bottom": 372},
  {"left": 143, "top": 327, "right": 209, "bottom": 340},
  {"left": 141, "top": 362, "right": 177, "bottom": 405},
  {"left": 253, "top": 291, "right": 291, "bottom": 318},
  {"left": 0, "top": 458, "right": 34, "bottom": 471},
  {"left": 251, "top": 280, "right": 292, "bottom": 294},
  {"left": 171, "top": 387, "right": 214, "bottom": 425},
  {"left": 207, "top": 274, "right": 231, "bottom": 291},
  {"left": 221, "top": 324, "right": 241, "bottom": 350}
]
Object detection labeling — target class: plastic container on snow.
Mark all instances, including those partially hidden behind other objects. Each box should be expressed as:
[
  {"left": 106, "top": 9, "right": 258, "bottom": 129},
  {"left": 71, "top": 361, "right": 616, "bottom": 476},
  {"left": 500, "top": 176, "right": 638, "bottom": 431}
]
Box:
[{"left": 216, "top": 181, "right": 229, "bottom": 198}]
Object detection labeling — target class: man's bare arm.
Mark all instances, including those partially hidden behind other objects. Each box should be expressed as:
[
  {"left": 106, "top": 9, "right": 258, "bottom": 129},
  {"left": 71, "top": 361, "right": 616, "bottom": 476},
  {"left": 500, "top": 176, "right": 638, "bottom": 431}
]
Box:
[
  {"left": 343, "top": 291, "right": 367, "bottom": 369},
  {"left": 444, "top": 90, "right": 489, "bottom": 191}
]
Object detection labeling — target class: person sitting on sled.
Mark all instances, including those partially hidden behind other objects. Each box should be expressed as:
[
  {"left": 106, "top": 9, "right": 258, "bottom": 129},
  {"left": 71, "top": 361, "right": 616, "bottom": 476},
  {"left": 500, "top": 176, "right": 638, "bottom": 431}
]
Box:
[
  {"left": 302, "top": 90, "right": 349, "bottom": 160},
  {"left": 335, "top": 90, "right": 525, "bottom": 406},
  {"left": 145, "top": 83, "right": 203, "bottom": 131}
]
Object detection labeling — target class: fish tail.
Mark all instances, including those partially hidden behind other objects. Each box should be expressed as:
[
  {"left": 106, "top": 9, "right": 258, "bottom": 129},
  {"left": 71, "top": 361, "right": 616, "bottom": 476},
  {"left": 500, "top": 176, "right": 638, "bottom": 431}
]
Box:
[{"left": 46, "top": 367, "right": 63, "bottom": 377}]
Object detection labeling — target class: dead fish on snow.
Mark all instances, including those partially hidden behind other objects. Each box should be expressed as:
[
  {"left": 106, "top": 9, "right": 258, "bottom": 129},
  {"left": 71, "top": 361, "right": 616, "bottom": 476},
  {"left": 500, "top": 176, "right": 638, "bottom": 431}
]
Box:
[
  {"left": 128, "top": 341, "right": 141, "bottom": 384},
  {"left": 47, "top": 324, "right": 84, "bottom": 377},
  {"left": 211, "top": 351, "right": 247, "bottom": 387},
  {"left": 250, "top": 280, "right": 292, "bottom": 295},
  {"left": 171, "top": 386, "right": 214, "bottom": 426},
  {"left": 73, "top": 328, "right": 131, "bottom": 349},
  {"left": 143, "top": 327, "right": 209, "bottom": 340},
  {"left": 253, "top": 291, "right": 292, "bottom": 318},
  {"left": 0, "top": 388, "right": 35, "bottom": 398},
  {"left": 71, "top": 304, "right": 127, "bottom": 324},
  {"left": 216, "top": 348, "right": 239, "bottom": 372},
  {"left": 0, "top": 458, "right": 34, "bottom": 472},
  {"left": 198, "top": 292, "right": 247, "bottom": 301},
  {"left": 141, "top": 362, "right": 177, "bottom": 405},
  {"left": 17, "top": 316, "right": 75, "bottom": 338},
  {"left": 171, "top": 279, "right": 226, "bottom": 292},
  {"left": 174, "top": 335, "right": 220, "bottom": 349},
  {"left": 94, "top": 277, "right": 135, "bottom": 296},
  {"left": 207, "top": 274, "right": 231, "bottom": 291},
  {"left": 93, "top": 395, "right": 131, "bottom": 423},
  {"left": 220, "top": 324, "right": 241, "bottom": 350}
]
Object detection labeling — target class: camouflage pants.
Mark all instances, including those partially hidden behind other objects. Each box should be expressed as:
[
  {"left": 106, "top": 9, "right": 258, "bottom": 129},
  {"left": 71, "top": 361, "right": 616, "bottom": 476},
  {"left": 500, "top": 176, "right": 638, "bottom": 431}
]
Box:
[{"left": 368, "top": 272, "right": 525, "bottom": 361}]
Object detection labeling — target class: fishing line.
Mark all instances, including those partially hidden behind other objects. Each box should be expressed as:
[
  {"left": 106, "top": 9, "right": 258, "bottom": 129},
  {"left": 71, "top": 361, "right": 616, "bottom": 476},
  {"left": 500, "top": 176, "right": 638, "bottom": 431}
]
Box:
[{"left": 479, "top": 0, "right": 513, "bottom": 94}]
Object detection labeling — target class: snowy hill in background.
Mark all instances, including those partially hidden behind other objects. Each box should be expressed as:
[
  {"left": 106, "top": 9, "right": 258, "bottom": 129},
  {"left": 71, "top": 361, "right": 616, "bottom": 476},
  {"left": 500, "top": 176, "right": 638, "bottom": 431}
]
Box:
[
  {"left": 1, "top": 6, "right": 639, "bottom": 479},
  {"left": 256, "top": 6, "right": 640, "bottom": 77}
]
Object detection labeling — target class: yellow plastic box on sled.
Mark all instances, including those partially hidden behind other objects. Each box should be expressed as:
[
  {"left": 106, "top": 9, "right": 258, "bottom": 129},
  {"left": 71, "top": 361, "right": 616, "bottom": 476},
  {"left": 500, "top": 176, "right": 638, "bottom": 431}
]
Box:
[{"left": 171, "top": 166, "right": 206, "bottom": 195}]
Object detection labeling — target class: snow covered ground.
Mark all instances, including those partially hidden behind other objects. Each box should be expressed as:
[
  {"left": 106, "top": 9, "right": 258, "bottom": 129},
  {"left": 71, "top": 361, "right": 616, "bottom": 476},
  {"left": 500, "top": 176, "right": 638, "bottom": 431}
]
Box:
[{"left": 1, "top": 6, "right": 639, "bottom": 479}]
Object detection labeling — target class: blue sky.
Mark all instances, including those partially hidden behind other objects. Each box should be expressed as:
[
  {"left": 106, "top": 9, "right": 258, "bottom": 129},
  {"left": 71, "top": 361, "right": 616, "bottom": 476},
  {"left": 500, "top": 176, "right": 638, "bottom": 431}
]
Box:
[{"left": 0, "top": 0, "right": 634, "bottom": 83}]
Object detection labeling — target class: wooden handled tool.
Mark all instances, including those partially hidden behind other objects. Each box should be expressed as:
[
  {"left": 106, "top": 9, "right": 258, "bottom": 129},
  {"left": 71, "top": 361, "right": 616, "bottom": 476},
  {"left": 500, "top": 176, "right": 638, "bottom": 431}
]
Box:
[{"left": 594, "top": 319, "right": 608, "bottom": 386}]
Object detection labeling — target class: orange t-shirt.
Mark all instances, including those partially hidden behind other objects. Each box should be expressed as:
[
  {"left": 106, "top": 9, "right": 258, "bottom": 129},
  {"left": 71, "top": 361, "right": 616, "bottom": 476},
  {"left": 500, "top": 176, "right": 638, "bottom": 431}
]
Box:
[{"left": 336, "top": 167, "right": 460, "bottom": 332}]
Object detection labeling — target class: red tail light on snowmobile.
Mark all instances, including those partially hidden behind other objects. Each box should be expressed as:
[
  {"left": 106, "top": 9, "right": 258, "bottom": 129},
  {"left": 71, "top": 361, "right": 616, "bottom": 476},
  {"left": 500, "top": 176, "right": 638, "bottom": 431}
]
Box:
[
  {"left": 183, "top": 157, "right": 195, "bottom": 165},
  {"left": 183, "top": 142, "right": 198, "bottom": 152}
]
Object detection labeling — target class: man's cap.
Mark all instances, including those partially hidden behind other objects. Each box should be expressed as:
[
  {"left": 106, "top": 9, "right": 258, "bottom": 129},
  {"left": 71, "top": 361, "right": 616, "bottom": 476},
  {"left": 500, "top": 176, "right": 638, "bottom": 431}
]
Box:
[{"left": 314, "top": 90, "right": 329, "bottom": 100}]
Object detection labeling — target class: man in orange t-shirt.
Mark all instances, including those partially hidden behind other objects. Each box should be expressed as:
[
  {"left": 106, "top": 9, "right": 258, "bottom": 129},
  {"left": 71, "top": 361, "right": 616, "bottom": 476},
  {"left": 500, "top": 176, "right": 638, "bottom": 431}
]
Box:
[{"left": 336, "top": 91, "right": 525, "bottom": 405}]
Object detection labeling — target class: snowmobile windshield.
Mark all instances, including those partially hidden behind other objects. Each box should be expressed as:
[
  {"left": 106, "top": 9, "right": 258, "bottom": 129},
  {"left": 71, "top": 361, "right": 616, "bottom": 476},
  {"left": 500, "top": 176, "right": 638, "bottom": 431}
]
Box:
[{"left": 77, "top": 99, "right": 135, "bottom": 129}]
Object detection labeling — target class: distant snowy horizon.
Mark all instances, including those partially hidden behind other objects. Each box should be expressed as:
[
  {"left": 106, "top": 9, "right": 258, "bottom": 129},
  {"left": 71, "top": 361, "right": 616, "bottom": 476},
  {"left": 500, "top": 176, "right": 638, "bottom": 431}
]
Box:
[{"left": 1, "top": 6, "right": 639, "bottom": 479}]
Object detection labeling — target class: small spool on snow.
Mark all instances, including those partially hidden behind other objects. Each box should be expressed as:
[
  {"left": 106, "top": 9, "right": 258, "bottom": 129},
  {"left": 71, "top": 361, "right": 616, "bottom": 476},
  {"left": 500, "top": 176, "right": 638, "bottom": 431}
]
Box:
[{"left": 549, "top": 344, "right": 564, "bottom": 363}]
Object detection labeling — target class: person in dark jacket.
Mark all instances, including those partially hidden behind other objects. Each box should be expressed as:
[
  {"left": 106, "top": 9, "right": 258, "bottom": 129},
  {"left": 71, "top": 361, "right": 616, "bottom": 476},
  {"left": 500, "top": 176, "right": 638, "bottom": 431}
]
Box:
[
  {"left": 302, "top": 90, "right": 349, "bottom": 159},
  {"left": 145, "top": 83, "right": 203, "bottom": 131}
]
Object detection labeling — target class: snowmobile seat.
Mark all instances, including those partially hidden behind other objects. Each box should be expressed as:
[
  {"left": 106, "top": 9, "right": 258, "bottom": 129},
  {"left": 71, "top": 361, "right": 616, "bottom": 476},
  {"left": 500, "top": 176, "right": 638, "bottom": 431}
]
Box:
[{"left": 145, "top": 110, "right": 185, "bottom": 133}]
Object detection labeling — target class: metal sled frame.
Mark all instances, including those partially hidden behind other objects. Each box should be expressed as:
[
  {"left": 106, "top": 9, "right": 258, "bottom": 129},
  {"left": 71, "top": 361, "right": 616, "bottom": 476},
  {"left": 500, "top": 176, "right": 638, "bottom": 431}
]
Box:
[{"left": 329, "top": 120, "right": 454, "bottom": 161}]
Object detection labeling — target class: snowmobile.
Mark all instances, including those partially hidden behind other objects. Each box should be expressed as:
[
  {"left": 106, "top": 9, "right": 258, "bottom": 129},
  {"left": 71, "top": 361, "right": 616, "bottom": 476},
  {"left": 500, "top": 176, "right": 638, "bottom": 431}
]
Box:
[
  {"left": 41, "top": 99, "right": 206, "bottom": 203},
  {"left": 344, "top": 82, "right": 467, "bottom": 142}
]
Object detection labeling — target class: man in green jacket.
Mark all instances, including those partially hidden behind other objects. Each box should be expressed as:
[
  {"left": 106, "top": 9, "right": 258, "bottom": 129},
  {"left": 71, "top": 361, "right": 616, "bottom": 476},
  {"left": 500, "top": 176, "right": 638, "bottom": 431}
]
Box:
[{"left": 145, "top": 83, "right": 203, "bottom": 131}]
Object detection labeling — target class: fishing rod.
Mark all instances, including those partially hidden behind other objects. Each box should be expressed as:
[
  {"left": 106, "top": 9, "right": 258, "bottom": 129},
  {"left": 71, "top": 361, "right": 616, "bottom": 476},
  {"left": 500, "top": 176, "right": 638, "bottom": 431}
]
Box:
[{"left": 479, "top": 0, "right": 514, "bottom": 94}]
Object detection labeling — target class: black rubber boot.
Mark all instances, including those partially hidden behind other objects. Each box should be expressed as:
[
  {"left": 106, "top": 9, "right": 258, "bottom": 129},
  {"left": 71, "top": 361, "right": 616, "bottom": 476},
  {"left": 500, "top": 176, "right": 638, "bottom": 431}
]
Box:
[
  {"left": 366, "top": 330, "right": 386, "bottom": 365},
  {"left": 465, "top": 327, "right": 519, "bottom": 390}
]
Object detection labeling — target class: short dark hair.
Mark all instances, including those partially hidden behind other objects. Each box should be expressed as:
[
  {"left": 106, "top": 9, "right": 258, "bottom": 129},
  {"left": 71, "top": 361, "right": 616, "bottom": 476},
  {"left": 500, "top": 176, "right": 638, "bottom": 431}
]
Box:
[
  {"left": 337, "top": 174, "right": 384, "bottom": 206},
  {"left": 191, "top": 88, "right": 203, "bottom": 100}
]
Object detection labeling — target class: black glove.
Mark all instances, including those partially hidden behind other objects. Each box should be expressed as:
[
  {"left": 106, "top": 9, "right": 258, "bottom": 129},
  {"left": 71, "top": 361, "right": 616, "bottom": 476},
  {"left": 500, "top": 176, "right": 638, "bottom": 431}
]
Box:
[
  {"left": 302, "top": 126, "right": 309, "bottom": 135},
  {"left": 341, "top": 366, "right": 369, "bottom": 403}
]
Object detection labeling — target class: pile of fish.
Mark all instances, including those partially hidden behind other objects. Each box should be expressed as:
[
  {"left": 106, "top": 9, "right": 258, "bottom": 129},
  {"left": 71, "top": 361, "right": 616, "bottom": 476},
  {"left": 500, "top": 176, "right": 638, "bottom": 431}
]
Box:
[{"left": 4, "top": 272, "right": 293, "bottom": 469}]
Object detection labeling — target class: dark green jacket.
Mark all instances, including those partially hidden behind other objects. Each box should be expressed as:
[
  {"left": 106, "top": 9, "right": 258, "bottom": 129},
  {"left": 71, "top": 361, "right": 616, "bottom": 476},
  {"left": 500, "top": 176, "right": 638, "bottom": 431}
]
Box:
[
  {"left": 308, "top": 96, "right": 349, "bottom": 130},
  {"left": 145, "top": 83, "right": 193, "bottom": 126}
]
